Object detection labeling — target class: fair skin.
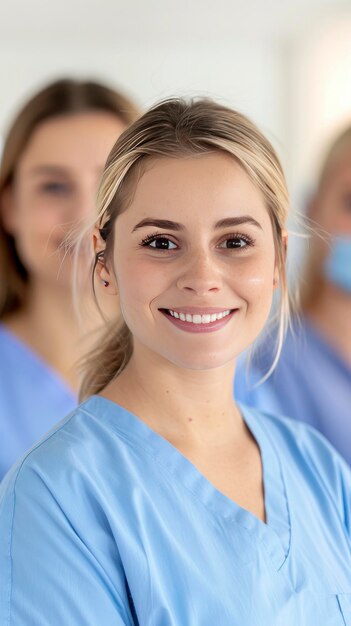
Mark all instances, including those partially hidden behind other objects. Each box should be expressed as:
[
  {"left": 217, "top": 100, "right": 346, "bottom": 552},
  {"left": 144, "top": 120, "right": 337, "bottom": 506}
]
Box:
[
  {"left": 306, "top": 148, "right": 351, "bottom": 365},
  {"left": 96, "top": 153, "right": 286, "bottom": 523},
  {"left": 1, "top": 112, "right": 126, "bottom": 389}
]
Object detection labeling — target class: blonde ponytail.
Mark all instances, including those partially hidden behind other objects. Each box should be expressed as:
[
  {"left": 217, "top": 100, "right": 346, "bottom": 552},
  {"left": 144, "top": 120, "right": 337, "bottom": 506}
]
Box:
[{"left": 79, "top": 319, "right": 132, "bottom": 401}]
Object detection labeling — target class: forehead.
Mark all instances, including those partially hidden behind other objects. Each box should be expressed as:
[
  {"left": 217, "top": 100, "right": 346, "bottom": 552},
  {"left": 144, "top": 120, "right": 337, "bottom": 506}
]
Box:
[
  {"left": 121, "top": 153, "right": 270, "bottom": 227},
  {"left": 17, "top": 112, "right": 125, "bottom": 174}
]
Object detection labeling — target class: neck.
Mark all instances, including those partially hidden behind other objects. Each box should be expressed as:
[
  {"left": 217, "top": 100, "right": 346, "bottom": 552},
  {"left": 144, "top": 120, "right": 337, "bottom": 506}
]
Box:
[
  {"left": 103, "top": 344, "right": 243, "bottom": 449},
  {"left": 3, "top": 280, "right": 98, "bottom": 391},
  {"left": 304, "top": 279, "right": 351, "bottom": 365}
]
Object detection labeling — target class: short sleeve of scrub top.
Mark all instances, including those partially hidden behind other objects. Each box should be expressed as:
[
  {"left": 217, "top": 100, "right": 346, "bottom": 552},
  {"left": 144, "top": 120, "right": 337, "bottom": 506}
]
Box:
[{"left": 1, "top": 396, "right": 351, "bottom": 625}]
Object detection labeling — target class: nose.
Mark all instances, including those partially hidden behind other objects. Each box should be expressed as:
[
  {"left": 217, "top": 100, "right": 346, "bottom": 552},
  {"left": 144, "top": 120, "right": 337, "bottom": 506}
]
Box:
[{"left": 176, "top": 249, "right": 222, "bottom": 295}]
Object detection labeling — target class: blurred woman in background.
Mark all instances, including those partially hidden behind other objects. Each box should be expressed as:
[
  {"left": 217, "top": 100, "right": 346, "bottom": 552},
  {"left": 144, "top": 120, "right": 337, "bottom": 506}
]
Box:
[
  {"left": 235, "top": 126, "right": 351, "bottom": 464},
  {"left": 0, "top": 78, "right": 138, "bottom": 479}
]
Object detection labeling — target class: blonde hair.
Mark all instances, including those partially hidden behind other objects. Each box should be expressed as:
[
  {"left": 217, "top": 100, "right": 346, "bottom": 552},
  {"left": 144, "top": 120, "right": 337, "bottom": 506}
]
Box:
[
  {"left": 300, "top": 125, "right": 351, "bottom": 310},
  {"left": 79, "top": 98, "right": 290, "bottom": 400},
  {"left": 0, "top": 78, "right": 139, "bottom": 318}
]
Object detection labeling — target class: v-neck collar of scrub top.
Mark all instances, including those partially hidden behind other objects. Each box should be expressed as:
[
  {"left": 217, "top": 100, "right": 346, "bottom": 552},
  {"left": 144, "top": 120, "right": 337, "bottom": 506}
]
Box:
[{"left": 85, "top": 396, "right": 291, "bottom": 572}]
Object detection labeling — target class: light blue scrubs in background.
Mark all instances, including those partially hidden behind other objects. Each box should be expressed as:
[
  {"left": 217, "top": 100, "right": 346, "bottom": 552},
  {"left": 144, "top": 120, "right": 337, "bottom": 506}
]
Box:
[
  {"left": 1, "top": 396, "right": 351, "bottom": 625},
  {"left": 0, "top": 324, "right": 77, "bottom": 480},
  {"left": 235, "top": 318, "right": 351, "bottom": 466}
]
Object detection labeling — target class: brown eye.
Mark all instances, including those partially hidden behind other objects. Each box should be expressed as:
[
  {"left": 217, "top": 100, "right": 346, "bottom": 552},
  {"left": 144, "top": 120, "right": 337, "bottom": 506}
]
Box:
[
  {"left": 150, "top": 238, "right": 176, "bottom": 249},
  {"left": 218, "top": 235, "right": 254, "bottom": 249},
  {"left": 224, "top": 238, "right": 246, "bottom": 248},
  {"left": 140, "top": 235, "right": 178, "bottom": 250}
]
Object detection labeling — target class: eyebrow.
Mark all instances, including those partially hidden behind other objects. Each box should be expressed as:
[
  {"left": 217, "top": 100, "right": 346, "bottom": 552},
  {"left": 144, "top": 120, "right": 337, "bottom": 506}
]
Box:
[
  {"left": 29, "top": 166, "right": 70, "bottom": 177},
  {"left": 29, "top": 165, "right": 105, "bottom": 179},
  {"left": 132, "top": 215, "right": 263, "bottom": 232}
]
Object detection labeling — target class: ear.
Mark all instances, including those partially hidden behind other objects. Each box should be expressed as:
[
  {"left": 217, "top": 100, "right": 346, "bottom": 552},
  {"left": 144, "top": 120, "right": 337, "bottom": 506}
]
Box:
[
  {"left": 0, "top": 186, "right": 18, "bottom": 235},
  {"left": 273, "top": 229, "right": 288, "bottom": 289},
  {"left": 93, "top": 226, "right": 118, "bottom": 296}
]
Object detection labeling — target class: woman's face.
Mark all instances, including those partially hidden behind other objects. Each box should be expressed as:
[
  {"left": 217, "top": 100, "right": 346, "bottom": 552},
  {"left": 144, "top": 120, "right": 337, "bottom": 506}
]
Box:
[
  {"left": 3, "top": 111, "right": 125, "bottom": 288},
  {"left": 105, "top": 153, "right": 280, "bottom": 371}
]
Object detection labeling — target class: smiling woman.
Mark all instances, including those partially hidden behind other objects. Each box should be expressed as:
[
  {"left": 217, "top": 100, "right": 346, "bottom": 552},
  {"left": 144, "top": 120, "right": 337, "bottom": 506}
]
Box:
[{"left": 1, "top": 98, "right": 351, "bottom": 626}]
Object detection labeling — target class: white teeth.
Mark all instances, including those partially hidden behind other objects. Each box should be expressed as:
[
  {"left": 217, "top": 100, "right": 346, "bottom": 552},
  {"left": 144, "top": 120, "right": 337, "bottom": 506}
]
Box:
[{"left": 168, "top": 309, "right": 232, "bottom": 324}]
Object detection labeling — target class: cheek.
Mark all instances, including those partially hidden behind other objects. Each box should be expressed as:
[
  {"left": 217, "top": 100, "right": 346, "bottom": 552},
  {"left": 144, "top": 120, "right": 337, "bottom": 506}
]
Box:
[
  {"left": 115, "top": 255, "right": 168, "bottom": 321},
  {"left": 235, "top": 252, "right": 276, "bottom": 342},
  {"left": 233, "top": 251, "right": 276, "bottom": 302},
  {"left": 16, "top": 216, "right": 64, "bottom": 265},
  {"left": 14, "top": 192, "right": 64, "bottom": 246},
  {"left": 11, "top": 202, "right": 71, "bottom": 279}
]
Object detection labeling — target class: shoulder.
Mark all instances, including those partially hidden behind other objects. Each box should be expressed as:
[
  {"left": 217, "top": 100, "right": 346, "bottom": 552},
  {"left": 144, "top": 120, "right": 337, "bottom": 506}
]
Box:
[
  {"left": 0, "top": 397, "right": 132, "bottom": 560},
  {"left": 0, "top": 397, "right": 133, "bottom": 625},
  {"left": 241, "top": 318, "right": 321, "bottom": 376},
  {"left": 0, "top": 397, "right": 120, "bottom": 500},
  {"left": 242, "top": 404, "right": 351, "bottom": 530},
  {"left": 235, "top": 319, "right": 332, "bottom": 414},
  {"left": 246, "top": 403, "right": 347, "bottom": 469},
  {"left": 0, "top": 323, "right": 21, "bottom": 363}
]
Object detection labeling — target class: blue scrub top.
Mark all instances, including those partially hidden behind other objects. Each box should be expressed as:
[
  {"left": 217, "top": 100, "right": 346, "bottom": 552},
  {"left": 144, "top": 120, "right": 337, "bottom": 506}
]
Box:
[
  {"left": 0, "top": 324, "right": 77, "bottom": 480},
  {"left": 1, "top": 396, "right": 351, "bottom": 625},
  {"left": 235, "top": 318, "right": 351, "bottom": 465}
]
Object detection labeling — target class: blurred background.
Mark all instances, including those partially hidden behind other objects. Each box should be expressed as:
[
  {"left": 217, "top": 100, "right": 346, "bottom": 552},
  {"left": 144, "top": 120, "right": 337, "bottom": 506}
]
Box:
[{"left": 1, "top": 0, "right": 351, "bottom": 214}]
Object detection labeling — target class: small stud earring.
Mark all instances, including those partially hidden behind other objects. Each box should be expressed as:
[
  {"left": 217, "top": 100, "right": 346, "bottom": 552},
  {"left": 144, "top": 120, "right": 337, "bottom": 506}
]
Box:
[{"left": 102, "top": 279, "right": 109, "bottom": 287}]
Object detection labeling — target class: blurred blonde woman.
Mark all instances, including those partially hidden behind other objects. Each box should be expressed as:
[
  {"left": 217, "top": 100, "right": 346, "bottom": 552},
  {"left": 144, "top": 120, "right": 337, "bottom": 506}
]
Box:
[
  {"left": 235, "top": 127, "right": 351, "bottom": 464},
  {"left": 0, "top": 78, "right": 138, "bottom": 479},
  {"left": 0, "top": 99, "right": 350, "bottom": 625}
]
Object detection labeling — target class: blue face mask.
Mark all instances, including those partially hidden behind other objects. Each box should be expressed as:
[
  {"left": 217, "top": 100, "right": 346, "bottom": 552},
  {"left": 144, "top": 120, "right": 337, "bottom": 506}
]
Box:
[{"left": 324, "top": 236, "right": 351, "bottom": 293}]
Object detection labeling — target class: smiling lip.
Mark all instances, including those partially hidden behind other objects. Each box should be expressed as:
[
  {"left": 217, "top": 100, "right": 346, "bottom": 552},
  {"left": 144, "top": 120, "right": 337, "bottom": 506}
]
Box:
[{"left": 159, "top": 308, "right": 238, "bottom": 333}]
